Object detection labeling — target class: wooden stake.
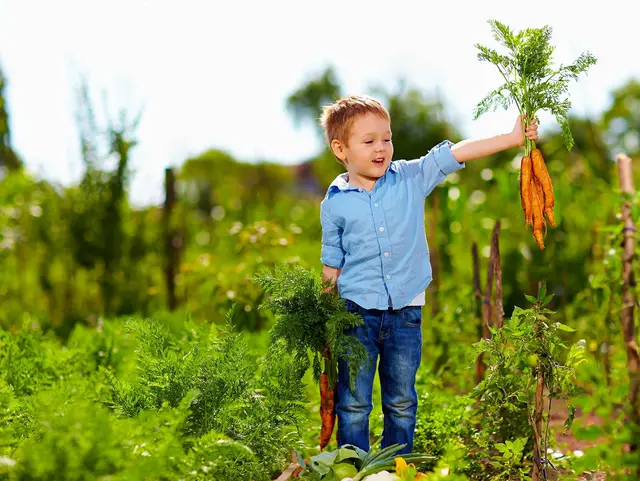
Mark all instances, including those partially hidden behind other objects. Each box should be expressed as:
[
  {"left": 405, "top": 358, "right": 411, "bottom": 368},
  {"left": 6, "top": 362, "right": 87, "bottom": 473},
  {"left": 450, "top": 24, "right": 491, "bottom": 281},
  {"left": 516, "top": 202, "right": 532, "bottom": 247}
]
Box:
[
  {"left": 616, "top": 152, "right": 640, "bottom": 457},
  {"left": 491, "top": 221, "right": 504, "bottom": 329},
  {"left": 482, "top": 224, "right": 497, "bottom": 337},
  {"left": 475, "top": 222, "right": 502, "bottom": 386},
  {"left": 472, "top": 242, "right": 486, "bottom": 384},
  {"left": 532, "top": 367, "right": 545, "bottom": 481}
]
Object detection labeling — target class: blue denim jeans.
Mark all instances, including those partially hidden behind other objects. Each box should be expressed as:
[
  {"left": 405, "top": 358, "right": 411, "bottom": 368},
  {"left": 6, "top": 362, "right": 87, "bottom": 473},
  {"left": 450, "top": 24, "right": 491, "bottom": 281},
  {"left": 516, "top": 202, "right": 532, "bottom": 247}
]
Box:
[{"left": 336, "top": 298, "right": 423, "bottom": 455}]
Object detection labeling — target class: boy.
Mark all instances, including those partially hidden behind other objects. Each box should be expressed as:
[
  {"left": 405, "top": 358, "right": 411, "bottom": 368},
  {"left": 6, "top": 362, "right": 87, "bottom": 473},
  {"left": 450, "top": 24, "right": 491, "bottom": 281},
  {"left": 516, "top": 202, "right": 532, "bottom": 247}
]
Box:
[{"left": 319, "top": 94, "right": 538, "bottom": 454}]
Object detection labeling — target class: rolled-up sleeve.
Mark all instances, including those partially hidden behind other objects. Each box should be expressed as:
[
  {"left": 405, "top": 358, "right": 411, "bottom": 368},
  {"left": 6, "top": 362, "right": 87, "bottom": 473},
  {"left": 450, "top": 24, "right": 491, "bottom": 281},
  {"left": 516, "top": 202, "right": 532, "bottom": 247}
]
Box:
[
  {"left": 320, "top": 200, "right": 345, "bottom": 268},
  {"left": 413, "top": 140, "right": 465, "bottom": 197}
]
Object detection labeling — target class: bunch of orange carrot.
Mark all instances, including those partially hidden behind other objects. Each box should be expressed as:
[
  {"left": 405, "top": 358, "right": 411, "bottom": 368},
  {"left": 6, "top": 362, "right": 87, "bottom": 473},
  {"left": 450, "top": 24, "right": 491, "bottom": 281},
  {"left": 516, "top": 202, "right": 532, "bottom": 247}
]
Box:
[
  {"left": 319, "top": 370, "right": 336, "bottom": 450},
  {"left": 520, "top": 148, "right": 555, "bottom": 250},
  {"left": 472, "top": 20, "right": 597, "bottom": 251}
]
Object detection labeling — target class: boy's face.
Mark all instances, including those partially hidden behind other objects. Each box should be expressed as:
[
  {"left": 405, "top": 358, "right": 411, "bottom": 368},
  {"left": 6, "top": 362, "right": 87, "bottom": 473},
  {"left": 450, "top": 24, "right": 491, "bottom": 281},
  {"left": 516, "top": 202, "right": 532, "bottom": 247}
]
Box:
[{"left": 331, "top": 112, "right": 393, "bottom": 188}]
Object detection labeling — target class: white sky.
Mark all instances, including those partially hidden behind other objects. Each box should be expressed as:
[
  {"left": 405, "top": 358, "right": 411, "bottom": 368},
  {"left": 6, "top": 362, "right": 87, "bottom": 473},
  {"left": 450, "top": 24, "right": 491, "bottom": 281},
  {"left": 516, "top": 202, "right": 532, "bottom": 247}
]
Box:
[{"left": 0, "top": 0, "right": 637, "bottom": 206}]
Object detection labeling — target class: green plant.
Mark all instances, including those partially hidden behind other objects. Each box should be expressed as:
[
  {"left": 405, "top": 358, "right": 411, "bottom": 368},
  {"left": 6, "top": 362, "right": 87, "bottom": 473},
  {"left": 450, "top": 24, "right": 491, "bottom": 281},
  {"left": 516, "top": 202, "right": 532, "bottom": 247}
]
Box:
[
  {"left": 253, "top": 263, "right": 370, "bottom": 390},
  {"left": 296, "top": 438, "right": 434, "bottom": 481},
  {"left": 101, "top": 313, "right": 307, "bottom": 480},
  {"left": 412, "top": 391, "right": 475, "bottom": 466},
  {"left": 488, "top": 437, "right": 529, "bottom": 480},
  {"left": 473, "top": 282, "right": 586, "bottom": 480}
]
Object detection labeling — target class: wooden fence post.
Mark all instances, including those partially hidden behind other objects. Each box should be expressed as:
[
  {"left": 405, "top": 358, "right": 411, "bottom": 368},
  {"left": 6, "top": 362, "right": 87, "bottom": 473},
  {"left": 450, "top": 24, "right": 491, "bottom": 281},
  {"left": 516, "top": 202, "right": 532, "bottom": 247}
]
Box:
[
  {"left": 616, "top": 152, "right": 640, "bottom": 460},
  {"left": 475, "top": 221, "right": 502, "bottom": 384}
]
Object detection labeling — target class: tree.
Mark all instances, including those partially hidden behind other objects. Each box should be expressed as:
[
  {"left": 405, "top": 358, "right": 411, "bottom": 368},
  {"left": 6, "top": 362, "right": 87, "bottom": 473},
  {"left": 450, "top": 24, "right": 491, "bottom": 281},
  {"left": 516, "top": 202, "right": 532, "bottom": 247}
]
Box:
[
  {"left": 0, "top": 62, "right": 22, "bottom": 171},
  {"left": 602, "top": 78, "right": 640, "bottom": 159},
  {"left": 286, "top": 66, "right": 342, "bottom": 137},
  {"left": 68, "top": 76, "right": 142, "bottom": 315}
]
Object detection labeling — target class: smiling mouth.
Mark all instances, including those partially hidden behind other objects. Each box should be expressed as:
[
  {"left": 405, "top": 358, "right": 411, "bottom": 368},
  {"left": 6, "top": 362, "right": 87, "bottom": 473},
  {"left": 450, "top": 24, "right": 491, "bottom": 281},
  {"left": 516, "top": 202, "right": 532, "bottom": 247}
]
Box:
[{"left": 372, "top": 158, "right": 385, "bottom": 165}]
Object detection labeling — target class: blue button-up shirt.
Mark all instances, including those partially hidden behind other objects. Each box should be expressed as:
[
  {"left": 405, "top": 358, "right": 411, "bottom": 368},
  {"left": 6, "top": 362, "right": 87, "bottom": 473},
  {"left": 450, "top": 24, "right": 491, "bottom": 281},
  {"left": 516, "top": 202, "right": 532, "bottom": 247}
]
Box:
[{"left": 320, "top": 140, "right": 465, "bottom": 310}]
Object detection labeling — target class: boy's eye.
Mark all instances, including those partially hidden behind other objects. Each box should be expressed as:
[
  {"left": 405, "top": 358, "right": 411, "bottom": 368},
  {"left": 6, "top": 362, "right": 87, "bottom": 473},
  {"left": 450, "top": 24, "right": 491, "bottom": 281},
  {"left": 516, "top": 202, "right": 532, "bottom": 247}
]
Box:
[{"left": 364, "top": 141, "right": 373, "bottom": 144}]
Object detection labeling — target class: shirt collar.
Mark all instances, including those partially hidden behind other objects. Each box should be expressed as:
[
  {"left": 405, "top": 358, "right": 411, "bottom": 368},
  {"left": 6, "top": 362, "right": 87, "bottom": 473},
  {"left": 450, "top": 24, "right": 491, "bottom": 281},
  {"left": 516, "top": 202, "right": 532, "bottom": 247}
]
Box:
[{"left": 328, "top": 162, "right": 399, "bottom": 194}]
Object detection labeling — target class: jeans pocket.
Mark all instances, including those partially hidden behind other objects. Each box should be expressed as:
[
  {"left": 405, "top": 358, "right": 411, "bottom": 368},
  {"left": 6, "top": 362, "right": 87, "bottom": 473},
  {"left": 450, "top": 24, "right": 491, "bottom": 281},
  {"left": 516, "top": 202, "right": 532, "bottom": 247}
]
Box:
[
  {"left": 343, "top": 298, "right": 358, "bottom": 313},
  {"left": 402, "top": 306, "right": 422, "bottom": 328}
]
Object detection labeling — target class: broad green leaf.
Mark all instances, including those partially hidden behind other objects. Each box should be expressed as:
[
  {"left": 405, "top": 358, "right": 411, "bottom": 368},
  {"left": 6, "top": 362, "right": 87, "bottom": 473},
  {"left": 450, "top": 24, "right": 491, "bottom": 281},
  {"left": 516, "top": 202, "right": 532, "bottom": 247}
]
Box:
[
  {"left": 295, "top": 449, "right": 307, "bottom": 469},
  {"left": 564, "top": 405, "right": 576, "bottom": 433},
  {"left": 308, "top": 450, "right": 339, "bottom": 475},
  {"left": 525, "top": 294, "right": 537, "bottom": 304},
  {"left": 495, "top": 443, "right": 508, "bottom": 453},
  {"left": 513, "top": 437, "right": 528, "bottom": 452},
  {"left": 338, "top": 444, "right": 367, "bottom": 461},
  {"left": 334, "top": 447, "right": 361, "bottom": 464},
  {"left": 538, "top": 281, "right": 547, "bottom": 300},
  {"left": 555, "top": 323, "right": 576, "bottom": 332}
]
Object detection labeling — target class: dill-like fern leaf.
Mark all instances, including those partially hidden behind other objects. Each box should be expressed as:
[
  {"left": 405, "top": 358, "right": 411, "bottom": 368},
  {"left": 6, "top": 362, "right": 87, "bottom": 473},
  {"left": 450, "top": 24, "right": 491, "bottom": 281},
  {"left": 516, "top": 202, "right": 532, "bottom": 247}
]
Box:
[{"left": 474, "top": 20, "right": 597, "bottom": 155}]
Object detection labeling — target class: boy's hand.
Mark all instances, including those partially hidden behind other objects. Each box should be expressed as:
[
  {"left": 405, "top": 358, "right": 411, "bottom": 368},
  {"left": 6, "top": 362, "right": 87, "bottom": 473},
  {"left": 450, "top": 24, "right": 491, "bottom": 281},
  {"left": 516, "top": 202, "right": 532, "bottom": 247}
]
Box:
[
  {"left": 511, "top": 115, "right": 539, "bottom": 147},
  {"left": 321, "top": 265, "right": 341, "bottom": 295}
]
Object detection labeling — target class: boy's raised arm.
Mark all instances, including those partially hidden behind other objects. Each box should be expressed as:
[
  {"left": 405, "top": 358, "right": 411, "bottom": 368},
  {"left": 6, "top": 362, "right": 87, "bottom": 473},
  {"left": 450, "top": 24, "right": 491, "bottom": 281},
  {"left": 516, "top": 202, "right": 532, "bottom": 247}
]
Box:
[
  {"left": 450, "top": 115, "right": 538, "bottom": 163},
  {"left": 451, "top": 131, "right": 519, "bottom": 163}
]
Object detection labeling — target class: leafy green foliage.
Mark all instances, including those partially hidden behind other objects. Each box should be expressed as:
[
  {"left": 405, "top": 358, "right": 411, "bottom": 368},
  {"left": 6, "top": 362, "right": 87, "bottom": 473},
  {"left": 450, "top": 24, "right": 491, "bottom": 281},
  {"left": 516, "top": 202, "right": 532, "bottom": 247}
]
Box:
[
  {"left": 297, "top": 440, "right": 434, "bottom": 481},
  {"left": 474, "top": 20, "right": 597, "bottom": 153},
  {"left": 286, "top": 66, "right": 342, "bottom": 136},
  {"left": 487, "top": 437, "right": 529, "bottom": 481},
  {"left": 413, "top": 392, "right": 475, "bottom": 466},
  {"left": 101, "top": 314, "right": 307, "bottom": 479},
  {"left": 253, "top": 263, "right": 370, "bottom": 390},
  {"left": 472, "top": 282, "right": 586, "bottom": 479},
  {"left": 1, "top": 40, "right": 639, "bottom": 481},
  {"left": 0, "top": 311, "right": 311, "bottom": 481}
]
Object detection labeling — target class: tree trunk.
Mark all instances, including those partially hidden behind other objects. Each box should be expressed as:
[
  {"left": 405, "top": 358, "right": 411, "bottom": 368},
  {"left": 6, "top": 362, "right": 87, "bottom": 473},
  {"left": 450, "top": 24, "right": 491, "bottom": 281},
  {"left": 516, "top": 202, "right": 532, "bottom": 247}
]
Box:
[
  {"left": 164, "top": 167, "right": 180, "bottom": 311},
  {"left": 616, "top": 152, "right": 640, "bottom": 459}
]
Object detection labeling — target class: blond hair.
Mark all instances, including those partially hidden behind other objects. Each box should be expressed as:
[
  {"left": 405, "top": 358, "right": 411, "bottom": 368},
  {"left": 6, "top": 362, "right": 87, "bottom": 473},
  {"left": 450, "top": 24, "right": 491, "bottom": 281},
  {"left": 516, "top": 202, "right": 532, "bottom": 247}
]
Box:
[{"left": 319, "top": 95, "right": 390, "bottom": 165}]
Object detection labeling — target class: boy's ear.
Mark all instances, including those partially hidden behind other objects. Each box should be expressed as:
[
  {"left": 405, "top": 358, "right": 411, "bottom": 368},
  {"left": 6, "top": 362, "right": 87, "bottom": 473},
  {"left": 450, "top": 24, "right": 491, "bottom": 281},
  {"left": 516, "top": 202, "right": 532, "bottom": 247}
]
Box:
[{"left": 330, "top": 139, "right": 348, "bottom": 164}]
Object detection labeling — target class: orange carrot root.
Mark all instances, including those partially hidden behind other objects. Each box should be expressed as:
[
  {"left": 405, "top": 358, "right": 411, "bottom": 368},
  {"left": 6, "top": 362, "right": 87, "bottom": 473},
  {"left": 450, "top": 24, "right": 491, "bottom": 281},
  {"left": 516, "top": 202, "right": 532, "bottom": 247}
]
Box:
[
  {"left": 531, "top": 177, "right": 546, "bottom": 250},
  {"left": 319, "top": 372, "right": 336, "bottom": 450},
  {"left": 521, "top": 156, "right": 533, "bottom": 227},
  {"left": 531, "top": 148, "right": 556, "bottom": 228}
]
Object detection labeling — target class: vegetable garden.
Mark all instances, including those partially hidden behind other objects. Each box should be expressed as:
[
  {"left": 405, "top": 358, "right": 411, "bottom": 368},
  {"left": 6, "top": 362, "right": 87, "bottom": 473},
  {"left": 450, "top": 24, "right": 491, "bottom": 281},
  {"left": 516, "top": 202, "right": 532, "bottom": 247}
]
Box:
[{"left": 1, "top": 20, "right": 640, "bottom": 481}]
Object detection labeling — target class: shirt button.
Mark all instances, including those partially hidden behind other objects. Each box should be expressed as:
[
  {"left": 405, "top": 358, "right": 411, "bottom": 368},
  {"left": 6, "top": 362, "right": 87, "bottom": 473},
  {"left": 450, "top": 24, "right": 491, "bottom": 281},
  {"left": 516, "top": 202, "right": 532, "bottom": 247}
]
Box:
[
  {"left": 386, "top": 275, "right": 391, "bottom": 280},
  {"left": 379, "top": 227, "right": 385, "bottom": 232},
  {"left": 384, "top": 252, "right": 389, "bottom": 257},
  {"left": 358, "top": 188, "right": 363, "bottom": 192},
  {"left": 374, "top": 203, "right": 379, "bottom": 207}
]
